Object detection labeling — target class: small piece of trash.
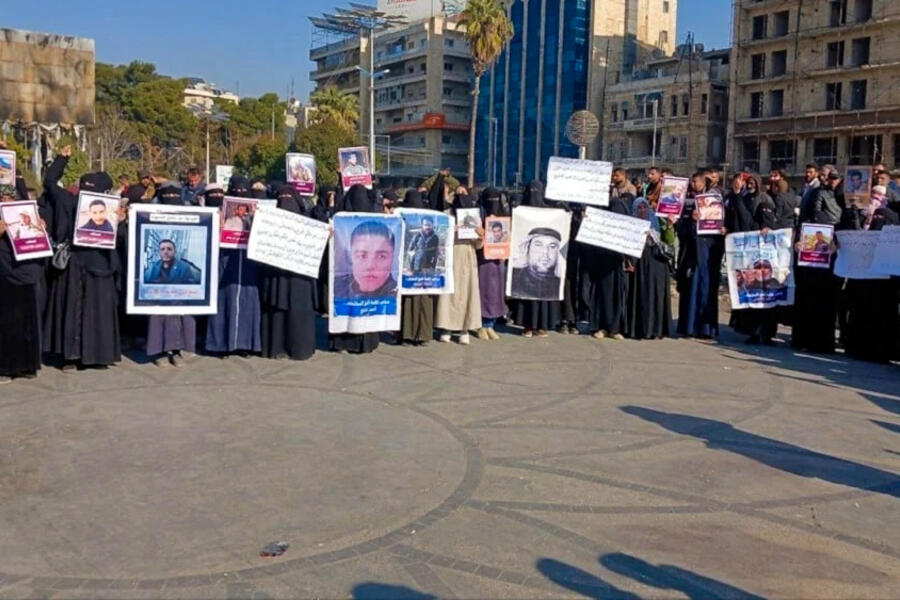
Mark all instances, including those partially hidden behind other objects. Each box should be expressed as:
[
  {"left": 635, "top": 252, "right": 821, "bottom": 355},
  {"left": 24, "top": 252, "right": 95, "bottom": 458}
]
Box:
[{"left": 260, "top": 541, "right": 289, "bottom": 558}]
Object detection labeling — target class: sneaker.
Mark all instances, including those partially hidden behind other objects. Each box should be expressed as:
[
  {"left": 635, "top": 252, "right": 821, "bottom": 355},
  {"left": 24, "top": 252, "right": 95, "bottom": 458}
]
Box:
[
  {"left": 459, "top": 333, "right": 471, "bottom": 345},
  {"left": 487, "top": 328, "right": 500, "bottom": 341},
  {"left": 537, "top": 329, "right": 549, "bottom": 338},
  {"left": 523, "top": 329, "right": 533, "bottom": 338},
  {"left": 592, "top": 330, "right": 607, "bottom": 340},
  {"left": 610, "top": 333, "right": 625, "bottom": 341},
  {"left": 556, "top": 326, "right": 570, "bottom": 335},
  {"left": 568, "top": 326, "right": 580, "bottom": 335},
  {"left": 169, "top": 352, "right": 184, "bottom": 368},
  {"left": 477, "top": 328, "right": 491, "bottom": 341},
  {"left": 439, "top": 333, "right": 452, "bottom": 343},
  {"left": 153, "top": 355, "right": 169, "bottom": 368}
]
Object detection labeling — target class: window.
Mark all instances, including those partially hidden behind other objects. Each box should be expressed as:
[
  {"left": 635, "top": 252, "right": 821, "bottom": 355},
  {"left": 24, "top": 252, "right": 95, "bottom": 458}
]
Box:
[
  {"left": 443, "top": 86, "right": 453, "bottom": 97},
  {"left": 751, "top": 54, "right": 766, "bottom": 79},
  {"left": 850, "top": 79, "right": 867, "bottom": 109},
  {"left": 445, "top": 39, "right": 455, "bottom": 48},
  {"left": 622, "top": 101, "right": 629, "bottom": 120},
  {"left": 826, "top": 41, "right": 845, "bottom": 68},
  {"left": 830, "top": 0, "right": 847, "bottom": 26},
  {"left": 407, "top": 42, "right": 415, "bottom": 50},
  {"left": 750, "top": 92, "right": 763, "bottom": 118},
  {"left": 670, "top": 95, "right": 678, "bottom": 117},
  {"left": 682, "top": 94, "right": 689, "bottom": 116},
  {"left": 813, "top": 137, "right": 838, "bottom": 165},
  {"left": 752, "top": 15, "right": 768, "bottom": 40},
  {"left": 663, "top": 1, "right": 670, "bottom": 13},
  {"left": 679, "top": 136, "right": 688, "bottom": 159},
  {"left": 825, "top": 82, "right": 843, "bottom": 110},
  {"left": 714, "top": 101, "right": 723, "bottom": 118},
  {"left": 849, "top": 134, "right": 882, "bottom": 164},
  {"left": 443, "top": 62, "right": 454, "bottom": 71},
  {"left": 851, "top": 37, "right": 870, "bottom": 66},
  {"left": 771, "top": 50, "right": 788, "bottom": 77},
  {"left": 442, "top": 135, "right": 451, "bottom": 144},
  {"left": 420, "top": 63, "right": 427, "bottom": 72},
  {"left": 769, "top": 89, "right": 784, "bottom": 116},
  {"left": 854, "top": 0, "right": 873, "bottom": 22},
  {"left": 701, "top": 93, "right": 708, "bottom": 114},
  {"left": 619, "top": 140, "right": 628, "bottom": 158},
  {"left": 608, "top": 144, "right": 616, "bottom": 160},
  {"left": 658, "top": 30, "right": 668, "bottom": 47},
  {"left": 769, "top": 139, "right": 797, "bottom": 171},
  {"left": 611, "top": 103, "right": 618, "bottom": 122},
  {"left": 743, "top": 141, "right": 760, "bottom": 172},
  {"left": 773, "top": 11, "right": 790, "bottom": 37}
]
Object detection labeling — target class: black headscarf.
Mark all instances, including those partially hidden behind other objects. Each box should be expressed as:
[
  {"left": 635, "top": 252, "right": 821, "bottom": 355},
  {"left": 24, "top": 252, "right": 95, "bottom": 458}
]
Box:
[
  {"left": 452, "top": 192, "right": 477, "bottom": 212},
  {"left": 869, "top": 207, "right": 900, "bottom": 231},
  {"left": 79, "top": 172, "right": 114, "bottom": 194},
  {"left": 403, "top": 190, "right": 425, "bottom": 209},
  {"left": 427, "top": 173, "right": 447, "bottom": 211},
  {"left": 227, "top": 175, "right": 250, "bottom": 198},
  {"left": 508, "top": 191, "right": 523, "bottom": 209},
  {"left": 523, "top": 180, "right": 546, "bottom": 208},
  {"left": 754, "top": 196, "right": 777, "bottom": 231},
  {"left": 126, "top": 185, "right": 147, "bottom": 205},
  {"left": 481, "top": 187, "right": 506, "bottom": 217},
  {"left": 276, "top": 184, "right": 311, "bottom": 216},
  {"left": 155, "top": 182, "right": 182, "bottom": 206},
  {"left": 202, "top": 185, "right": 225, "bottom": 208},
  {"left": 345, "top": 184, "right": 372, "bottom": 213}
]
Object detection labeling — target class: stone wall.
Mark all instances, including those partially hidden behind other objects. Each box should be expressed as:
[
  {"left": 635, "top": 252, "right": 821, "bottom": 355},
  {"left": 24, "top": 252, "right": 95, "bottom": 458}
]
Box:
[{"left": 0, "top": 28, "right": 95, "bottom": 125}]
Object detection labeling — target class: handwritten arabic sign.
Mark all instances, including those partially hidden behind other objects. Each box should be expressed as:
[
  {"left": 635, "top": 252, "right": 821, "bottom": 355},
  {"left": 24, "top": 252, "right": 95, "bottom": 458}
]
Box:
[
  {"left": 545, "top": 157, "right": 612, "bottom": 207},
  {"left": 247, "top": 206, "right": 330, "bottom": 279},
  {"left": 871, "top": 226, "right": 900, "bottom": 276},
  {"left": 575, "top": 207, "right": 649, "bottom": 258},
  {"left": 834, "top": 230, "right": 889, "bottom": 280}
]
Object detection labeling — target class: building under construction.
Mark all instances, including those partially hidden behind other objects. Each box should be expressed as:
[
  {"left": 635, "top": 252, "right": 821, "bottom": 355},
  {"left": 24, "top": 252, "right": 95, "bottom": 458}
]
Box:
[{"left": 728, "top": 0, "right": 900, "bottom": 176}]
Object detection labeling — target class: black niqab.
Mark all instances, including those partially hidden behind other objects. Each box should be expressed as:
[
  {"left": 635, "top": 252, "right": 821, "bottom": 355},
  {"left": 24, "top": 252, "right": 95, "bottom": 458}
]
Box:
[
  {"left": 345, "top": 184, "right": 372, "bottom": 213},
  {"left": 427, "top": 174, "right": 447, "bottom": 211},
  {"left": 523, "top": 180, "right": 546, "bottom": 208},
  {"left": 403, "top": 190, "right": 425, "bottom": 209},
  {"left": 156, "top": 183, "right": 182, "bottom": 206},
  {"left": 276, "top": 184, "right": 311, "bottom": 216},
  {"left": 227, "top": 175, "right": 250, "bottom": 198},
  {"left": 481, "top": 187, "right": 505, "bottom": 217}
]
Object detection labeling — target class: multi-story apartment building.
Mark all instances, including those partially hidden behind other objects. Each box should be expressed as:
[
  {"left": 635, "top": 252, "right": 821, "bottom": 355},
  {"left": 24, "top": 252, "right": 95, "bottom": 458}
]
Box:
[
  {"left": 603, "top": 47, "right": 730, "bottom": 178},
  {"left": 476, "top": 0, "right": 678, "bottom": 187},
  {"left": 183, "top": 78, "right": 240, "bottom": 110},
  {"left": 728, "top": 0, "right": 900, "bottom": 176},
  {"left": 309, "top": 10, "right": 472, "bottom": 185}
]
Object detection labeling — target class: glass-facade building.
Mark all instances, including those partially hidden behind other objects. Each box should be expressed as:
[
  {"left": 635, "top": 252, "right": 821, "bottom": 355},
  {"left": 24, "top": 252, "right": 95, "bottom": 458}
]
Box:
[{"left": 475, "top": 0, "right": 589, "bottom": 187}]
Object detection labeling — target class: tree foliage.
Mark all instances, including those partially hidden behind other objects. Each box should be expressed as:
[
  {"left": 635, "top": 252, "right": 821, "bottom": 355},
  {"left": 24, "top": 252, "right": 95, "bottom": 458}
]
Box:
[
  {"left": 124, "top": 78, "right": 196, "bottom": 145},
  {"left": 234, "top": 137, "right": 288, "bottom": 181},
  {"left": 310, "top": 86, "right": 359, "bottom": 133}
]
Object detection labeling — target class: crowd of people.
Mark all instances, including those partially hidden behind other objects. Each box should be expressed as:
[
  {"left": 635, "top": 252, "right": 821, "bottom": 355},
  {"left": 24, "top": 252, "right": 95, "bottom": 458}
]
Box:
[{"left": 1, "top": 145, "right": 898, "bottom": 383}]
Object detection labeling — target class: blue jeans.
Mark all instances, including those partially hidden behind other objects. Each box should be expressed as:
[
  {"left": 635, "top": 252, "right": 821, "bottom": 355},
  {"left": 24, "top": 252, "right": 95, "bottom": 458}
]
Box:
[{"left": 482, "top": 318, "right": 496, "bottom": 328}]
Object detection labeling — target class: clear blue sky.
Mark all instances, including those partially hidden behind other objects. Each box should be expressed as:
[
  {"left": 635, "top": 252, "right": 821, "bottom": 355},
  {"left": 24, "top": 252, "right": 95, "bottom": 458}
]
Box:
[{"left": 7, "top": 0, "right": 731, "bottom": 102}]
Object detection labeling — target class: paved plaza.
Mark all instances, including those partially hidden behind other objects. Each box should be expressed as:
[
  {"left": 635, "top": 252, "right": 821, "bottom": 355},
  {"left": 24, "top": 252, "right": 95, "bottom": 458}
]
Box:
[{"left": 0, "top": 317, "right": 898, "bottom": 599}]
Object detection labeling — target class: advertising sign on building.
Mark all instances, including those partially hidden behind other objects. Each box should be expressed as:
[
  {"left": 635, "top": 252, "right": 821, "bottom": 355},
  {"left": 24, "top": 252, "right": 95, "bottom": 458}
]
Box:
[{"left": 377, "top": 0, "right": 464, "bottom": 21}]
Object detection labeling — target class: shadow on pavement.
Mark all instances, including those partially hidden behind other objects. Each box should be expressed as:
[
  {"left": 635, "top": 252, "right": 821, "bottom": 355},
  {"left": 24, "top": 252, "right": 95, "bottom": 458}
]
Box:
[
  {"left": 536, "top": 558, "right": 640, "bottom": 599},
  {"left": 351, "top": 583, "right": 436, "bottom": 600},
  {"left": 621, "top": 406, "right": 900, "bottom": 499}
]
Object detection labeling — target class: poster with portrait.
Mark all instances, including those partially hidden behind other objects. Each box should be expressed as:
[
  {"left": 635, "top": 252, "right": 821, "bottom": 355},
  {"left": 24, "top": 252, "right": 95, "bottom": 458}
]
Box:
[
  {"left": 844, "top": 166, "right": 872, "bottom": 207},
  {"left": 657, "top": 176, "right": 689, "bottom": 218},
  {"left": 329, "top": 213, "right": 404, "bottom": 333},
  {"left": 247, "top": 205, "right": 331, "bottom": 278},
  {"left": 73, "top": 191, "right": 121, "bottom": 249},
  {"left": 456, "top": 207, "right": 481, "bottom": 240},
  {"left": 126, "top": 205, "right": 220, "bottom": 315},
  {"left": 338, "top": 146, "right": 373, "bottom": 191},
  {"left": 396, "top": 208, "right": 454, "bottom": 295},
  {"left": 0, "top": 201, "right": 52, "bottom": 261},
  {"left": 286, "top": 153, "right": 316, "bottom": 196},
  {"left": 696, "top": 193, "right": 725, "bottom": 235},
  {"left": 797, "top": 223, "right": 834, "bottom": 268},
  {"left": 505, "top": 206, "right": 570, "bottom": 301},
  {"left": 483, "top": 216, "right": 511, "bottom": 260},
  {"left": 220, "top": 196, "right": 263, "bottom": 249},
  {"left": 725, "top": 229, "right": 795, "bottom": 310},
  {"left": 0, "top": 149, "right": 16, "bottom": 185},
  {"left": 215, "top": 165, "right": 234, "bottom": 189},
  {"left": 545, "top": 157, "right": 612, "bottom": 207}
]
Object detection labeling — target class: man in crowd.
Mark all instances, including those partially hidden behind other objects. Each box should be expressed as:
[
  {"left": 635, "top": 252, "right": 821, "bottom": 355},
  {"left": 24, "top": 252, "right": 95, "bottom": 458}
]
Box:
[
  {"left": 611, "top": 167, "right": 637, "bottom": 200},
  {"left": 181, "top": 166, "right": 205, "bottom": 206},
  {"left": 644, "top": 167, "right": 663, "bottom": 209}
]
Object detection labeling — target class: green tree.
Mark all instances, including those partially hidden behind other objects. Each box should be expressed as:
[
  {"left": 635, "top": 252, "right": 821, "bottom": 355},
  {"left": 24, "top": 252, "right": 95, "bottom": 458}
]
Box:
[
  {"left": 96, "top": 61, "right": 161, "bottom": 107},
  {"left": 460, "top": 0, "right": 513, "bottom": 187},
  {"left": 124, "top": 78, "right": 196, "bottom": 145},
  {"left": 294, "top": 117, "right": 358, "bottom": 187},
  {"left": 234, "top": 137, "right": 288, "bottom": 181},
  {"left": 310, "top": 86, "right": 359, "bottom": 133},
  {"left": 53, "top": 136, "right": 91, "bottom": 188}
]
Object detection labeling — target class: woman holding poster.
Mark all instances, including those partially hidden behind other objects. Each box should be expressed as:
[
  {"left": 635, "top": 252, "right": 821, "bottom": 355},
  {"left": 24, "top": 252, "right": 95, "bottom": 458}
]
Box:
[
  {"left": 726, "top": 174, "right": 769, "bottom": 340},
  {"left": 436, "top": 190, "right": 482, "bottom": 345},
  {"left": 626, "top": 198, "right": 672, "bottom": 340},
  {"left": 477, "top": 187, "right": 508, "bottom": 341},
  {"left": 398, "top": 189, "right": 437, "bottom": 345}
]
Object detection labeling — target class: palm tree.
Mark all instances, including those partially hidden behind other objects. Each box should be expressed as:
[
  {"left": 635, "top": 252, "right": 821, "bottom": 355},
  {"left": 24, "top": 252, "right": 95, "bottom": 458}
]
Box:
[
  {"left": 310, "top": 86, "right": 360, "bottom": 132},
  {"left": 460, "top": 0, "right": 514, "bottom": 188}
]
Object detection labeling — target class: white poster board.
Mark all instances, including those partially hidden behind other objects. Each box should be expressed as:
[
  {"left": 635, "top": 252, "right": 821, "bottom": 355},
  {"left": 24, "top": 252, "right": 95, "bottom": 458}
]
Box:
[
  {"left": 834, "top": 230, "right": 889, "bottom": 280},
  {"left": 870, "top": 226, "right": 900, "bottom": 276},
  {"left": 505, "top": 206, "right": 571, "bottom": 301},
  {"left": 575, "top": 206, "right": 649, "bottom": 258},
  {"left": 545, "top": 157, "right": 612, "bottom": 207},
  {"left": 247, "top": 206, "right": 330, "bottom": 278}
]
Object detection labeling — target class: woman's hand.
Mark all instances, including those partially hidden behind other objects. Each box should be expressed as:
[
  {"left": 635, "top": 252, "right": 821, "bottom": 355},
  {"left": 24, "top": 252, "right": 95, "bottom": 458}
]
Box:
[
  {"left": 691, "top": 210, "right": 699, "bottom": 221},
  {"left": 0, "top": 220, "right": 6, "bottom": 237},
  {"left": 60, "top": 145, "right": 72, "bottom": 158}
]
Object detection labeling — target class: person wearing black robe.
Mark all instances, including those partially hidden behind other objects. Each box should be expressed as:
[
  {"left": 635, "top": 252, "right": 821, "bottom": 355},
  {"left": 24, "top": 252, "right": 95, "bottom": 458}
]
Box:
[
  {"left": 399, "top": 189, "right": 435, "bottom": 345},
  {"left": 582, "top": 192, "right": 631, "bottom": 341},
  {"left": 626, "top": 197, "right": 672, "bottom": 340},
  {"left": 843, "top": 207, "right": 899, "bottom": 363},
  {"left": 726, "top": 174, "right": 766, "bottom": 338},
  {"left": 791, "top": 171, "right": 842, "bottom": 353},
  {"left": 675, "top": 172, "right": 724, "bottom": 339},
  {"left": 427, "top": 171, "right": 449, "bottom": 212},
  {"left": 0, "top": 183, "right": 46, "bottom": 382},
  {"left": 259, "top": 185, "right": 321, "bottom": 360},
  {"left": 513, "top": 180, "right": 560, "bottom": 337},
  {"left": 329, "top": 184, "right": 382, "bottom": 354},
  {"left": 42, "top": 147, "right": 122, "bottom": 370}
]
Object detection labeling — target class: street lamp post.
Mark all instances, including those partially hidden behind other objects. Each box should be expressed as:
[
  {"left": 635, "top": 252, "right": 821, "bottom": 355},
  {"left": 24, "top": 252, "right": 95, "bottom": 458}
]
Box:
[
  {"left": 651, "top": 98, "right": 658, "bottom": 167},
  {"left": 356, "top": 66, "right": 391, "bottom": 173},
  {"left": 187, "top": 104, "right": 230, "bottom": 183}
]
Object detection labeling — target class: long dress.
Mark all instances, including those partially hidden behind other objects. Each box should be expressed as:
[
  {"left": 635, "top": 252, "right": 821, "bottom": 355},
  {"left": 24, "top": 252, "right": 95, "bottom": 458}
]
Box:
[
  {"left": 0, "top": 231, "right": 45, "bottom": 377},
  {"left": 477, "top": 252, "right": 507, "bottom": 321},
  {"left": 401, "top": 296, "right": 434, "bottom": 343},
  {"left": 627, "top": 239, "right": 672, "bottom": 339},
  {"left": 206, "top": 249, "right": 262, "bottom": 353},
  {"left": 147, "top": 316, "right": 197, "bottom": 356},
  {"left": 259, "top": 266, "right": 317, "bottom": 360},
  {"left": 583, "top": 197, "right": 631, "bottom": 336},
  {"left": 436, "top": 239, "right": 482, "bottom": 332},
  {"left": 676, "top": 196, "right": 724, "bottom": 338}
]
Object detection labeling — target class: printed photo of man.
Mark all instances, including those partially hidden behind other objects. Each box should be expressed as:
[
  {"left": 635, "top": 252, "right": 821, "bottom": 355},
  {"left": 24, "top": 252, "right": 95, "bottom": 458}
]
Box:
[
  {"left": 342, "top": 152, "right": 367, "bottom": 177},
  {"left": 407, "top": 217, "right": 439, "bottom": 273},
  {"left": 144, "top": 238, "right": 202, "bottom": 285},
  {"left": 79, "top": 199, "right": 115, "bottom": 233},
  {"left": 334, "top": 220, "right": 398, "bottom": 298},
  {"left": 511, "top": 227, "right": 562, "bottom": 300},
  {"left": 489, "top": 220, "right": 508, "bottom": 243},
  {"left": 812, "top": 230, "right": 830, "bottom": 253},
  {"left": 224, "top": 203, "right": 252, "bottom": 232},
  {"left": 13, "top": 210, "right": 44, "bottom": 240}
]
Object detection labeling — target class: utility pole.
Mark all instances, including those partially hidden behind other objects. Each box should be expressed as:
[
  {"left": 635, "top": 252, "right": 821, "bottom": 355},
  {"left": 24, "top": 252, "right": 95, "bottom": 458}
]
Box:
[{"left": 651, "top": 98, "right": 658, "bottom": 166}]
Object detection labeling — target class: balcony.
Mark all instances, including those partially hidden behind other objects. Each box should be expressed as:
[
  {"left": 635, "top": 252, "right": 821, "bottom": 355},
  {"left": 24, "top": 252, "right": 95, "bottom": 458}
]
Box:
[{"left": 622, "top": 117, "right": 658, "bottom": 131}]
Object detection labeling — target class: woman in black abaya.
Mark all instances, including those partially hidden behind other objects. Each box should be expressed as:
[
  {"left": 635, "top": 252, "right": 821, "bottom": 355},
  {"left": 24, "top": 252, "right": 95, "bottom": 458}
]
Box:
[
  {"left": 259, "top": 185, "right": 321, "bottom": 360},
  {"left": 514, "top": 181, "right": 559, "bottom": 337},
  {"left": 582, "top": 192, "right": 632, "bottom": 340},
  {"left": 626, "top": 198, "right": 672, "bottom": 339}
]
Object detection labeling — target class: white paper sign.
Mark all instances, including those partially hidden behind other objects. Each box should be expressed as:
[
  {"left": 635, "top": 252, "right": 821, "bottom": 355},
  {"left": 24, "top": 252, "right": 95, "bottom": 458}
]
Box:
[
  {"left": 247, "top": 206, "right": 330, "bottom": 278},
  {"left": 834, "top": 230, "right": 889, "bottom": 280},
  {"left": 575, "top": 206, "right": 649, "bottom": 258},
  {"left": 545, "top": 157, "right": 612, "bottom": 207},
  {"left": 456, "top": 207, "right": 481, "bottom": 240},
  {"left": 871, "top": 225, "right": 900, "bottom": 276}
]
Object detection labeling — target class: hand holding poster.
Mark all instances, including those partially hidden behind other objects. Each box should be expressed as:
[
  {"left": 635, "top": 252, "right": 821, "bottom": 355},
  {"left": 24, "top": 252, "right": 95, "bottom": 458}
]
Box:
[
  {"left": 544, "top": 157, "right": 612, "bottom": 207},
  {"left": 338, "top": 146, "right": 373, "bottom": 191},
  {"left": 871, "top": 225, "right": 900, "bottom": 276},
  {"left": 696, "top": 193, "right": 724, "bottom": 235},
  {"left": 575, "top": 206, "right": 649, "bottom": 258},
  {"left": 286, "top": 153, "right": 316, "bottom": 195},
  {"left": 126, "top": 205, "right": 220, "bottom": 315},
  {"left": 844, "top": 166, "right": 872, "bottom": 207},
  {"left": 0, "top": 200, "right": 52, "bottom": 260},
  {"left": 456, "top": 207, "right": 481, "bottom": 240},
  {"left": 797, "top": 223, "right": 834, "bottom": 268},
  {"left": 483, "top": 216, "right": 511, "bottom": 259},
  {"left": 834, "top": 230, "right": 888, "bottom": 279},
  {"left": 396, "top": 208, "right": 454, "bottom": 295},
  {"left": 0, "top": 149, "right": 16, "bottom": 185},
  {"left": 73, "top": 191, "right": 121, "bottom": 249},
  {"left": 657, "top": 176, "right": 688, "bottom": 218},
  {"left": 220, "top": 197, "right": 263, "bottom": 249},
  {"left": 330, "top": 213, "right": 404, "bottom": 333},
  {"left": 246, "top": 205, "right": 330, "bottom": 278},
  {"left": 725, "top": 229, "right": 795, "bottom": 309},
  {"left": 506, "top": 206, "right": 570, "bottom": 301}
]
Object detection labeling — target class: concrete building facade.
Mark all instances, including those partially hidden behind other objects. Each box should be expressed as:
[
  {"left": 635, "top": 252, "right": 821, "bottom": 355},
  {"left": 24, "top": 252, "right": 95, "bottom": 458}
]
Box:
[
  {"left": 603, "top": 47, "right": 730, "bottom": 178},
  {"left": 728, "top": 0, "right": 900, "bottom": 175},
  {"left": 309, "top": 13, "right": 471, "bottom": 185},
  {"left": 182, "top": 78, "right": 239, "bottom": 109}
]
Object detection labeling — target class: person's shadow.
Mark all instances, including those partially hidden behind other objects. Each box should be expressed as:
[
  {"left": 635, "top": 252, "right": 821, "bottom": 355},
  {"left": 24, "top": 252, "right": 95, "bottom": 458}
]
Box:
[
  {"left": 351, "top": 583, "right": 436, "bottom": 600},
  {"left": 621, "top": 406, "right": 900, "bottom": 499}
]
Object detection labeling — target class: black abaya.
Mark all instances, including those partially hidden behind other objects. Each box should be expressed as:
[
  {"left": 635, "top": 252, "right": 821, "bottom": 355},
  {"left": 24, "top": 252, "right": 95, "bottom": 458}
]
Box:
[
  {"left": 0, "top": 234, "right": 44, "bottom": 377},
  {"left": 627, "top": 240, "right": 672, "bottom": 339},
  {"left": 582, "top": 196, "right": 632, "bottom": 336},
  {"left": 514, "top": 180, "right": 562, "bottom": 332}
]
